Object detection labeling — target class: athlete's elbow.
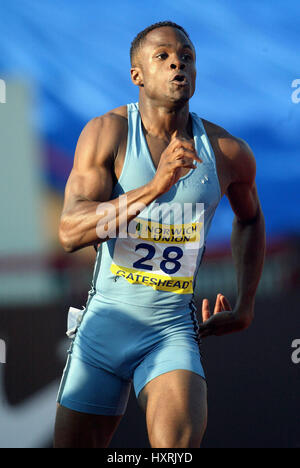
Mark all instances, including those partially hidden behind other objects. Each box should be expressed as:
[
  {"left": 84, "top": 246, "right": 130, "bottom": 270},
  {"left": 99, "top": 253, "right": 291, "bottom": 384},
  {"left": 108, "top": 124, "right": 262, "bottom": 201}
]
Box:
[
  {"left": 240, "top": 314, "right": 253, "bottom": 330},
  {"left": 61, "top": 241, "right": 76, "bottom": 253},
  {"left": 59, "top": 230, "right": 75, "bottom": 253},
  {"left": 236, "top": 310, "right": 254, "bottom": 331},
  {"left": 58, "top": 218, "right": 78, "bottom": 253}
]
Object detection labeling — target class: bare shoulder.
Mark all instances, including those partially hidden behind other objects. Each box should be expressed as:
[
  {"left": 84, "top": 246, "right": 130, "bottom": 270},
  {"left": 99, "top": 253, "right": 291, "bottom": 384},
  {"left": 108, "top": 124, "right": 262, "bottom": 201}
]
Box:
[
  {"left": 73, "top": 105, "right": 128, "bottom": 170},
  {"left": 79, "top": 105, "right": 127, "bottom": 148},
  {"left": 202, "top": 118, "right": 256, "bottom": 185},
  {"left": 101, "top": 104, "right": 128, "bottom": 129}
]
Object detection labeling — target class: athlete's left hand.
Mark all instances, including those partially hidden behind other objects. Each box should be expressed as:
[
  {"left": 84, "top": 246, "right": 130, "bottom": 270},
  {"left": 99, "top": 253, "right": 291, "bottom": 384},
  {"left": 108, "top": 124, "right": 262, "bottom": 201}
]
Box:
[{"left": 199, "top": 293, "right": 253, "bottom": 338}]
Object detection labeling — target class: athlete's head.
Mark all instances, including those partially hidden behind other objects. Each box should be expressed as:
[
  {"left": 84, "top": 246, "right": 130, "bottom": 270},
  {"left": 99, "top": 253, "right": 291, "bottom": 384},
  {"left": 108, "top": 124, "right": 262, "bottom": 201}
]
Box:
[{"left": 130, "top": 21, "right": 196, "bottom": 107}]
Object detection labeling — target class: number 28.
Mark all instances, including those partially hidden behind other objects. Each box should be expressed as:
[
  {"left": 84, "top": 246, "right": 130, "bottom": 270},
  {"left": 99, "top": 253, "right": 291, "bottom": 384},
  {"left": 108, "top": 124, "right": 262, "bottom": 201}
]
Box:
[{"left": 133, "top": 243, "right": 183, "bottom": 275}]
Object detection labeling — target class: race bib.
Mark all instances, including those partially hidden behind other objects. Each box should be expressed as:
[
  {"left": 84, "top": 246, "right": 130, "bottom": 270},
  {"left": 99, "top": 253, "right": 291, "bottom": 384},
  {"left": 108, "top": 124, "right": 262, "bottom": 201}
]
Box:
[{"left": 111, "top": 214, "right": 204, "bottom": 294}]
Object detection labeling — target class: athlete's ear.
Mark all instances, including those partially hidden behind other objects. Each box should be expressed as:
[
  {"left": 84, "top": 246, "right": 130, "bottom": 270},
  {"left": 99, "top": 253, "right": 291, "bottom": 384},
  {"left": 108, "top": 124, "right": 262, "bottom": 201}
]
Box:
[{"left": 130, "top": 67, "right": 144, "bottom": 87}]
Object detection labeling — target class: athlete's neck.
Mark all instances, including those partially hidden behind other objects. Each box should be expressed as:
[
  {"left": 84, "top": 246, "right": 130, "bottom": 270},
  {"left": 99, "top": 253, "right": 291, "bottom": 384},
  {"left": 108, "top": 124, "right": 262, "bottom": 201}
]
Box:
[{"left": 138, "top": 98, "right": 191, "bottom": 141}]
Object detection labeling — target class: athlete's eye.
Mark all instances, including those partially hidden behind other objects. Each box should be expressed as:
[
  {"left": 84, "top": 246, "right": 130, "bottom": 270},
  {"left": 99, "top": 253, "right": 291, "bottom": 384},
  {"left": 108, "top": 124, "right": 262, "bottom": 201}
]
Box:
[
  {"left": 182, "top": 53, "right": 193, "bottom": 61},
  {"left": 156, "top": 53, "right": 168, "bottom": 60}
]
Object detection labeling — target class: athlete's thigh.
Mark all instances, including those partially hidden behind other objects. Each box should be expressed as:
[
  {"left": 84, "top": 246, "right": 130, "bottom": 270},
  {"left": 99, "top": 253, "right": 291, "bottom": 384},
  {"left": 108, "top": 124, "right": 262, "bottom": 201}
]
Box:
[
  {"left": 54, "top": 403, "right": 122, "bottom": 448},
  {"left": 139, "top": 369, "right": 207, "bottom": 448},
  {"left": 55, "top": 349, "right": 131, "bottom": 447}
]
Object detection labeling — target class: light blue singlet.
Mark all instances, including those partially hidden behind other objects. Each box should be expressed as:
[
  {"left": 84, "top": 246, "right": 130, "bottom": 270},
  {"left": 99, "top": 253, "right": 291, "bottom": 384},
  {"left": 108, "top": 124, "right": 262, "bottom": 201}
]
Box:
[{"left": 91, "top": 102, "right": 221, "bottom": 308}]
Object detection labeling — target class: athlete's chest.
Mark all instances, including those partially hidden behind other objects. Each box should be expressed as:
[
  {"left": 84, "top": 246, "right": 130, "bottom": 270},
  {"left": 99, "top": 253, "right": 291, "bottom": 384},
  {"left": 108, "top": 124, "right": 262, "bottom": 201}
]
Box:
[
  {"left": 114, "top": 128, "right": 228, "bottom": 201},
  {"left": 114, "top": 132, "right": 191, "bottom": 181}
]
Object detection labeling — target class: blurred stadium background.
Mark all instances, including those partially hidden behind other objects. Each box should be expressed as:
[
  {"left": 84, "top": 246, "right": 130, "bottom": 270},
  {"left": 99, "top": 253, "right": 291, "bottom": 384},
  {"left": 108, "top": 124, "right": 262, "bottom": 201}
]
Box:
[{"left": 0, "top": 0, "right": 299, "bottom": 448}]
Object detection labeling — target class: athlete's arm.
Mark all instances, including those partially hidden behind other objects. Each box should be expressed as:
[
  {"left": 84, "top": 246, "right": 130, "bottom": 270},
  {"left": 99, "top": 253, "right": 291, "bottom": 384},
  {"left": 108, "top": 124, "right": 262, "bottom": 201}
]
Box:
[
  {"left": 59, "top": 114, "right": 201, "bottom": 253},
  {"left": 199, "top": 138, "right": 266, "bottom": 337}
]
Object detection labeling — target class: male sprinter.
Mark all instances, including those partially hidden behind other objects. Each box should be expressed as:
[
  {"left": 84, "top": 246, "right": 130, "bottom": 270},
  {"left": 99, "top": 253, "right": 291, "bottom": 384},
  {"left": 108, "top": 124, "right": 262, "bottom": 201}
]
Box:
[{"left": 54, "top": 21, "right": 265, "bottom": 448}]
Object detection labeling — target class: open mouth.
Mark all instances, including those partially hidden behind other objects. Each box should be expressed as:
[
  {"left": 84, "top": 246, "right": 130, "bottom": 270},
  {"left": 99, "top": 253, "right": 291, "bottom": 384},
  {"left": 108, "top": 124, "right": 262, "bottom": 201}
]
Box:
[{"left": 171, "top": 75, "right": 188, "bottom": 85}]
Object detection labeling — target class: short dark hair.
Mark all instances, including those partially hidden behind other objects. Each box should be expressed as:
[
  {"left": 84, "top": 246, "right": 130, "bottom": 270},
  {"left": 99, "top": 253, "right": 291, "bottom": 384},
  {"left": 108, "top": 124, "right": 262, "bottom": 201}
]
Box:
[{"left": 130, "top": 21, "right": 191, "bottom": 66}]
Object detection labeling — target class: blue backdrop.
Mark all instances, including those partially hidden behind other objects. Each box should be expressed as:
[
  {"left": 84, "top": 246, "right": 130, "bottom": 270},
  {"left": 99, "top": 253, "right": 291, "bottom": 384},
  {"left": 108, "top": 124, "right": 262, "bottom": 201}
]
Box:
[{"left": 0, "top": 0, "right": 299, "bottom": 243}]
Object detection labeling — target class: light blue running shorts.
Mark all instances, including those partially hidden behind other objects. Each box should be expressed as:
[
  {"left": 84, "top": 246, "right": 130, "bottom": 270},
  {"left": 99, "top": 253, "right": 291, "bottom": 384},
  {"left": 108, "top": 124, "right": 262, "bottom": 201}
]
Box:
[{"left": 57, "top": 293, "right": 205, "bottom": 416}]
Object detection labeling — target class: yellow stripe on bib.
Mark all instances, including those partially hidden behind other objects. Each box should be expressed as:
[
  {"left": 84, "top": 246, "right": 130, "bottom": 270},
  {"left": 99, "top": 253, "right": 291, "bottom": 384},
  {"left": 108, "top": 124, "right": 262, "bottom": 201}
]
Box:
[{"left": 110, "top": 263, "right": 193, "bottom": 294}]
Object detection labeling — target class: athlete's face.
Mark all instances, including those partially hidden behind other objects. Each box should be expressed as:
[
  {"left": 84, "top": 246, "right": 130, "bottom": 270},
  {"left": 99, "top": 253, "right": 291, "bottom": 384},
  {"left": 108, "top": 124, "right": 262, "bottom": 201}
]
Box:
[{"left": 131, "top": 27, "right": 196, "bottom": 106}]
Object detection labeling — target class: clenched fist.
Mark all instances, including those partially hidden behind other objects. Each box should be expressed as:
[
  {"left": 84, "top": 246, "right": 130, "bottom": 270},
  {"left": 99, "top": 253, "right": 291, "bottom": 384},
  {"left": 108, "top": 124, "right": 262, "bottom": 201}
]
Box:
[{"left": 150, "top": 130, "right": 202, "bottom": 195}]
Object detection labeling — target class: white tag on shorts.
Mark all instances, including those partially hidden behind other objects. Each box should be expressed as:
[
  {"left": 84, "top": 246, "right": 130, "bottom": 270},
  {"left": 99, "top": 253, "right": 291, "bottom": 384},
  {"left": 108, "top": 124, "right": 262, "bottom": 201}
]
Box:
[{"left": 66, "top": 307, "right": 84, "bottom": 339}]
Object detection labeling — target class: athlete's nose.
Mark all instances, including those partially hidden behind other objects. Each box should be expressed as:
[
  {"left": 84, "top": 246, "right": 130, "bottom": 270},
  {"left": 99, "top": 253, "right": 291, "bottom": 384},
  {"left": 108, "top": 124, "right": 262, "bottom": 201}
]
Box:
[{"left": 170, "top": 59, "right": 185, "bottom": 70}]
